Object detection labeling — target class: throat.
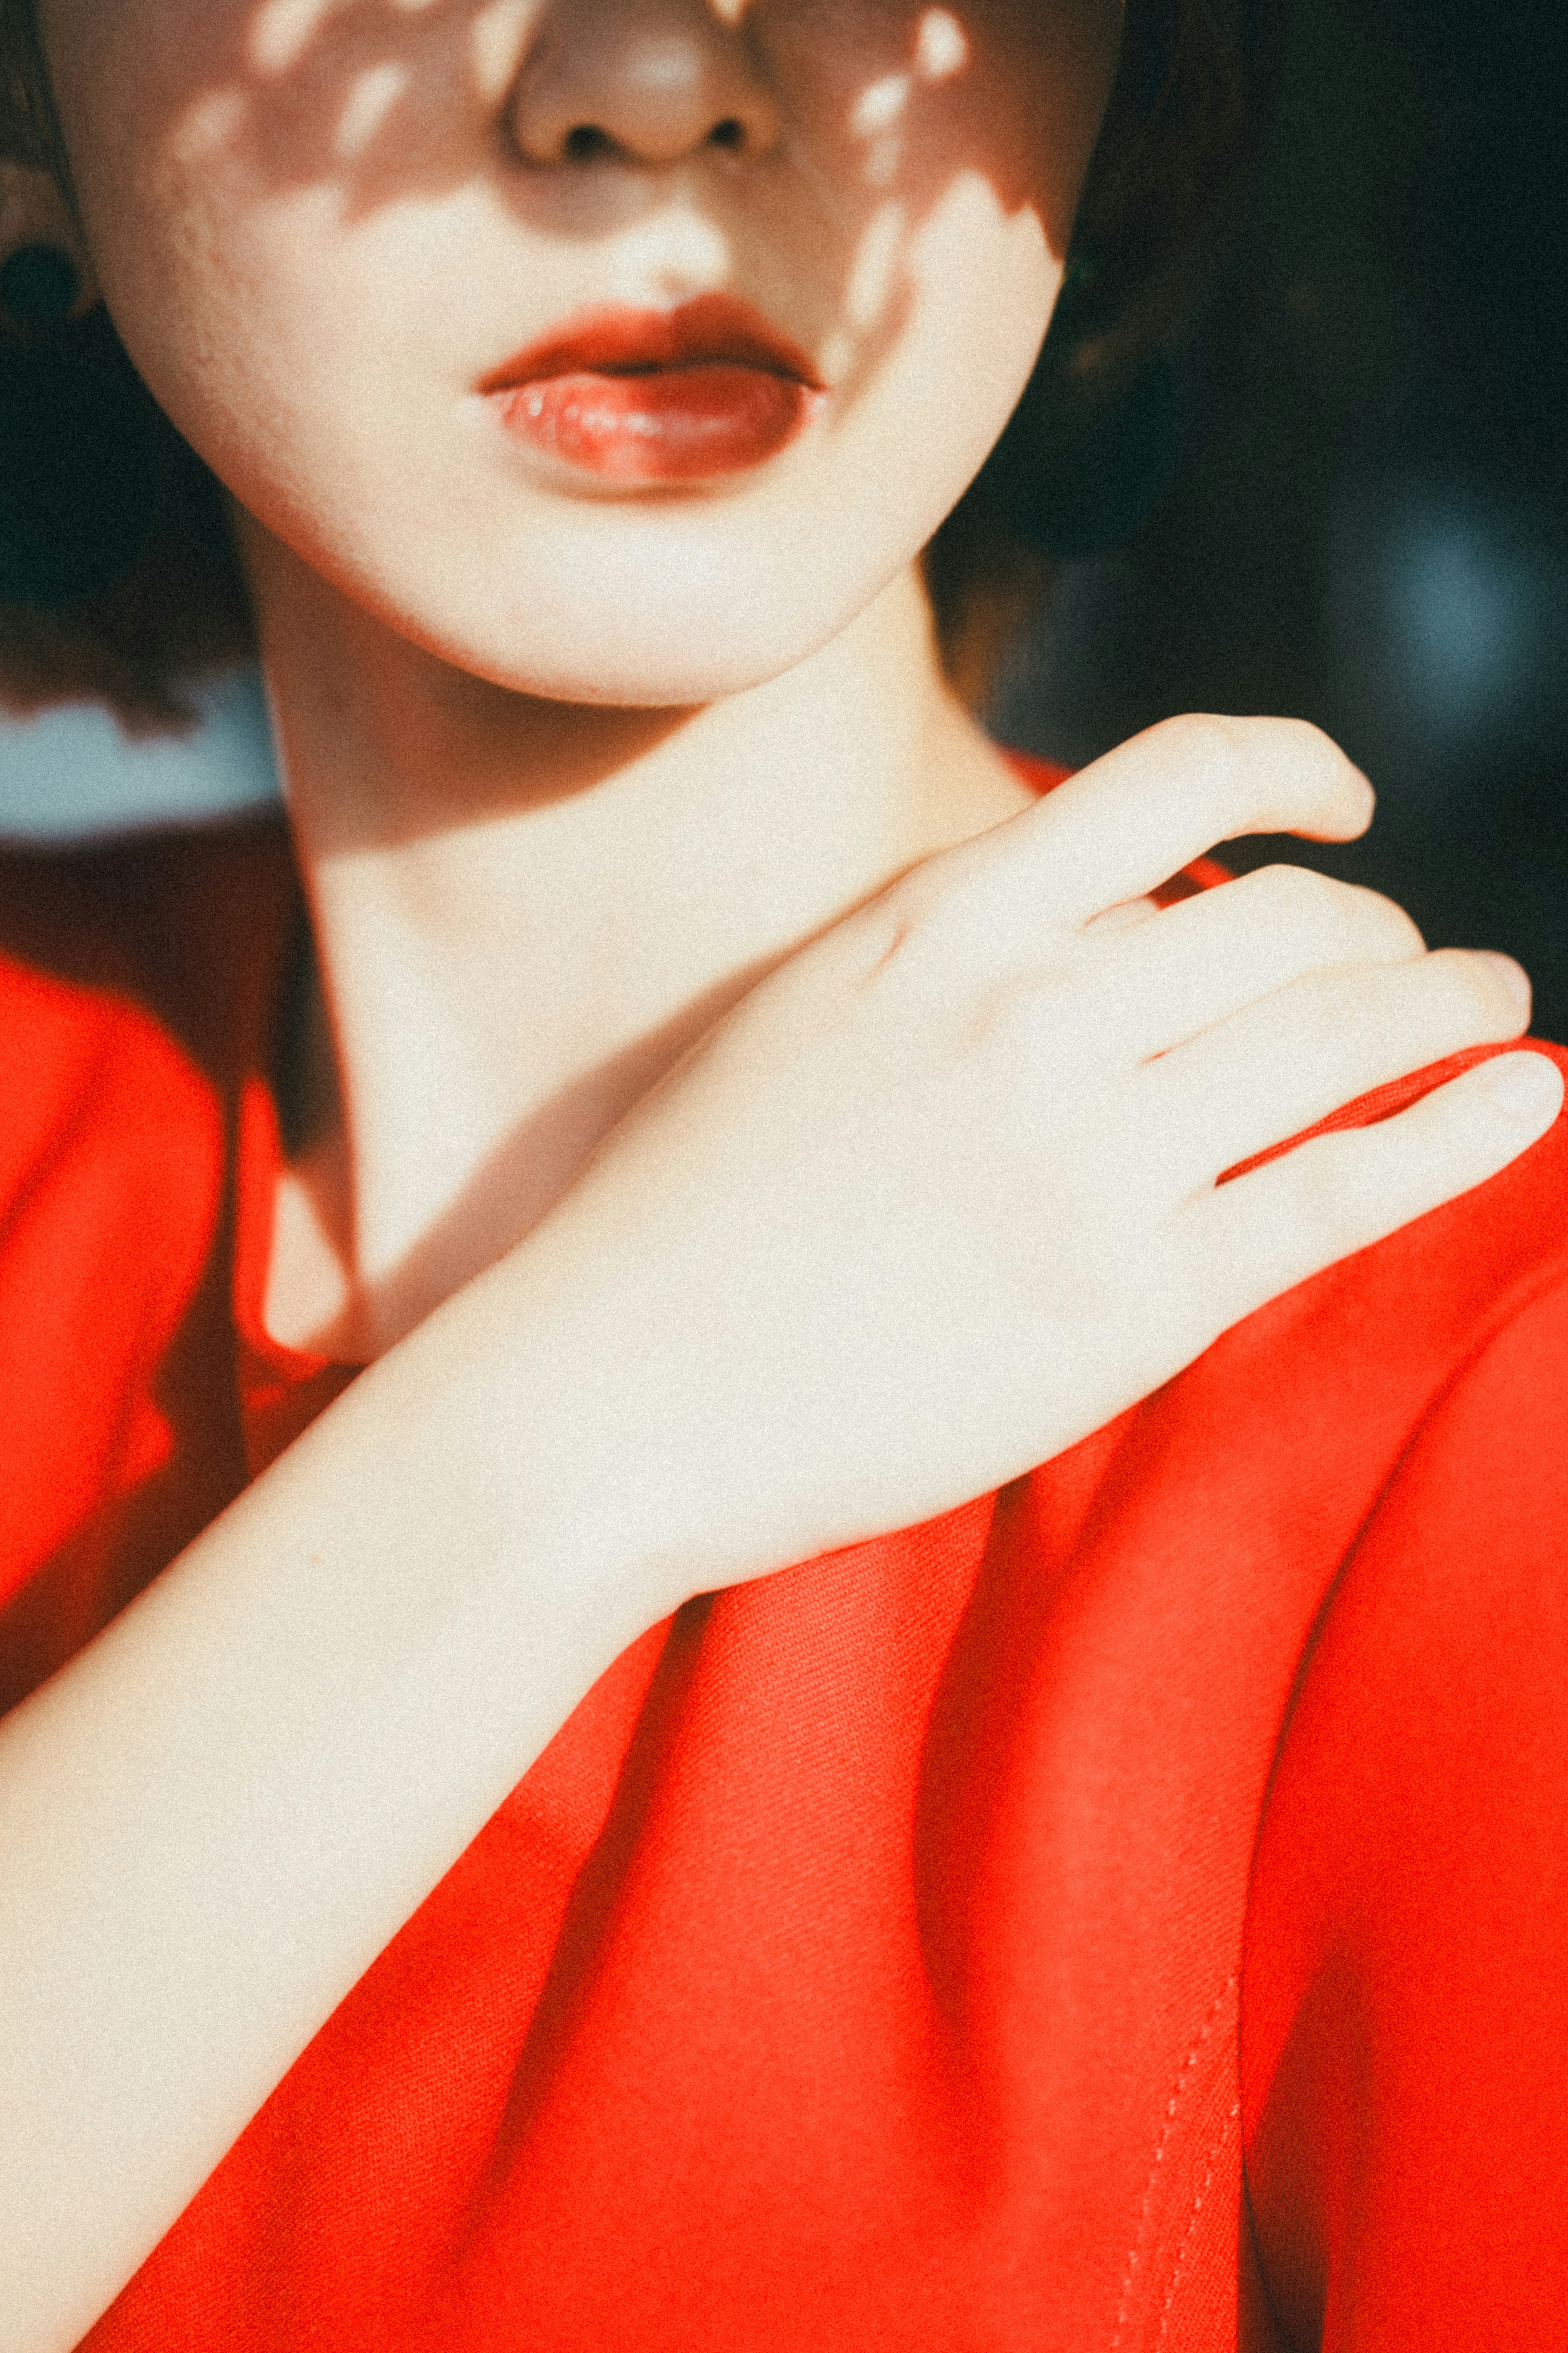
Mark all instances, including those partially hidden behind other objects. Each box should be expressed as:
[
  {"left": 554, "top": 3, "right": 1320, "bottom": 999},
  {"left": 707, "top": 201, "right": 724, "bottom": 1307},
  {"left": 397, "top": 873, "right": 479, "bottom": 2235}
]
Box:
[{"left": 256, "top": 566, "right": 1034, "bottom": 1362}]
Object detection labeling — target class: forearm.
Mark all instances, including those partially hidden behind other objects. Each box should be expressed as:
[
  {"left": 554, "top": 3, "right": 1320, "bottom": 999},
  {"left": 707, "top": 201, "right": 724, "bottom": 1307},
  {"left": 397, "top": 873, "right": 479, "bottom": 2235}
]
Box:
[{"left": 0, "top": 1240, "right": 659, "bottom": 2353}]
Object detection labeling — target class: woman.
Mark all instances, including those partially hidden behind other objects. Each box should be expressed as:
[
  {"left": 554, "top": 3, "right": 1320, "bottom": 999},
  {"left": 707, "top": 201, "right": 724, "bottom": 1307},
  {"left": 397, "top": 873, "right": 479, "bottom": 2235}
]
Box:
[{"left": 0, "top": 2, "right": 1563, "bottom": 2346}]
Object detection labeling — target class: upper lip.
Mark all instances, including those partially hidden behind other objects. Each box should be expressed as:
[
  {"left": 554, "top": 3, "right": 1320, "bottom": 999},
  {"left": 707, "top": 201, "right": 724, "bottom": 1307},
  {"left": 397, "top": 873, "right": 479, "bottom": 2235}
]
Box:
[{"left": 479, "top": 294, "right": 824, "bottom": 392}]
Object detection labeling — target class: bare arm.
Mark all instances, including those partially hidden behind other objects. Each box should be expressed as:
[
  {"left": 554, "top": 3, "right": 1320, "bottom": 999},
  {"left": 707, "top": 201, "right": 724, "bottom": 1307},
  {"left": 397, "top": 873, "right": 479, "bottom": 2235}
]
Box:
[
  {"left": 0, "top": 721, "right": 1559, "bottom": 2353},
  {"left": 0, "top": 1252, "right": 656, "bottom": 2353}
]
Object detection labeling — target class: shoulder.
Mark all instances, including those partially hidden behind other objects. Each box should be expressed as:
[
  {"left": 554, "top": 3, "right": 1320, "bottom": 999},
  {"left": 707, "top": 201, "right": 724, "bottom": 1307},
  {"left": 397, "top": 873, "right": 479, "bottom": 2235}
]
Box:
[{"left": 1241, "top": 1200, "right": 1568, "bottom": 2345}]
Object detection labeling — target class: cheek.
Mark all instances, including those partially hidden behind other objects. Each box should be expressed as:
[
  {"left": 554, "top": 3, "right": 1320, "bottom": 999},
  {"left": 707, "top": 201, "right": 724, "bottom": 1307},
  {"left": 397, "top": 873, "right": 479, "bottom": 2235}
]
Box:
[
  {"left": 758, "top": 0, "right": 1120, "bottom": 435},
  {"left": 768, "top": 1, "right": 1123, "bottom": 244},
  {"left": 35, "top": 0, "right": 1119, "bottom": 707},
  {"left": 41, "top": 8, "right": 433, "bottom": 515},
  {"left": 39, "top": 2, "right": 278, "bottom": 425},
  {"left": 827, "top": 173, "right": 1057, "bottom": 535},
  {"left": 42, "top": 1, "right": 472, "bottom": 381}
]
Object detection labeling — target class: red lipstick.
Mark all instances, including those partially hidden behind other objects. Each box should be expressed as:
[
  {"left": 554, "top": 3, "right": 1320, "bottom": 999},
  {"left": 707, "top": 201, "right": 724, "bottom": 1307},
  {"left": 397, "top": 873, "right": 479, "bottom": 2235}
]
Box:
[{"left": 480, "top": 296, "right": 824, "bottom": 483}]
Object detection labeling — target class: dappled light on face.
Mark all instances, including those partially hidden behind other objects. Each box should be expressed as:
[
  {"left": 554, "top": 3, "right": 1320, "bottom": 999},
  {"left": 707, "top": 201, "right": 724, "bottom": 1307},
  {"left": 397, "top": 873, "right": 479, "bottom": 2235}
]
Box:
[
  {"left": 826, "top": 1, "right": 980, "bottom": 386},
  {"left": 601, "top": 201, "right": 732, "bottom": 294},
  {"left": 469, "top": 0, "right": 529, "bottom": 106},
  {"left": 40, "top": 0, "right": 1103, "bottom": 738},
  {"left": 334, "top": 58, "right": 412, "bottom": 158},
  {"left": 915, "top": 9, "right": 971, "bottom": 81},
  {"left": 850, "top": 76, "right": 910, "bottom": 140},
  {"left": 849, "top": 6, "right": 974, "bottom": 191},
  {"left": 160, "top": 0, "right": 494, "bottom": 216},
  {"left": 844, "top": 199, "right": 906, "bottom": 332},
  {"left": 171, "top": 83, "right": 252, "bottom": 167},
  {"left": 138, "top": 0, "right": 1071, "bottom": 468},
  {"left": 248, "top": 0, "right": 443, "bottom": 78}
]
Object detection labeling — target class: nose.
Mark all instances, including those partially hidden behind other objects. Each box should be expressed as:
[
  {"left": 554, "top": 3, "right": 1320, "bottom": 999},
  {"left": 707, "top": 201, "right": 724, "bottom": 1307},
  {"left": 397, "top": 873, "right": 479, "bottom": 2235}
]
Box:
[{"left": 509, "top": 0, "right": 782, "bottom": 169}]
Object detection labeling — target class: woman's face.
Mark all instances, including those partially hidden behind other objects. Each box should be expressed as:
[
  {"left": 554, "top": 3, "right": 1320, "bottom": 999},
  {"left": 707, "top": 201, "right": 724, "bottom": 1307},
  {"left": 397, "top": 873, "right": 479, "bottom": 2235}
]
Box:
[{"left": 40, "top": 0, "right": 1122, "bottom": 703}]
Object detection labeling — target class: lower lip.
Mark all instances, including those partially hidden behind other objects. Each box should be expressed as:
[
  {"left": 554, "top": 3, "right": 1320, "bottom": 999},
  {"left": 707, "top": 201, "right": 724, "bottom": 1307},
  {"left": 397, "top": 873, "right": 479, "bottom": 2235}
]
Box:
[{"left": 491, "top": 364, "right": 818, "bottom": 482}]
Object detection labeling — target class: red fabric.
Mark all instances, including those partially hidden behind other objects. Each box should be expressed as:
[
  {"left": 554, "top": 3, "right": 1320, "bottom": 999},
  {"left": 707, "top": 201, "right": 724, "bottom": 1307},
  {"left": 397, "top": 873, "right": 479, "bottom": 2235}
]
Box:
[{"left": 0, "top": 771, "right": 1565, "bottom": 2350}]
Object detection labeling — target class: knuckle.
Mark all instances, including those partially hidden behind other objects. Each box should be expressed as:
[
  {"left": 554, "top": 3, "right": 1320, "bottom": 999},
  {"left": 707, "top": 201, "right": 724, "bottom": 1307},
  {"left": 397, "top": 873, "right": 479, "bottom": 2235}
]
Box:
[
  {"left": 848, "top": 895, "right": 921, "bottom": 983},
  {"left": 1152, "top": 712, "right": 1248, "bottom": 796},
  {"left": 878, "top": 869, "right": 942, "bottom": 941},
  {"left": 1258, "top": 865, "right": 1423, "bottom": 965},
  {"left": 1254, "top": 716, "right": 1355, "bottom": 793},
  {"left": 971, "top": 973, "right": 1111, "bottom": 1100},
  {"left": 1340, "top": 880, "right": 1425, "bottom": 959},
  {"left": 1421, "top": 947, "right": 1514, "bottom": 1031},
  {"left": 1148, "top": 714, "right": 1359, "bottom": 839},
  {"left": 1254, "top": 717, "right": 1363, "bottom": 825},
  {"left": 1287, "top": 1135, "right": 1365, "bottom": 1257},
  {"left": 861, "top": 856, "right": 979, "bottom": 975},
  {"left": 1252, "top": 860, "right": 1339, "bottom": 922},
  {"left": 1246, "top": 863, "right": 1360, "bottom": 962},
  {"left": 1274, "top": 716, "right": 1346, "bottom": 770}
]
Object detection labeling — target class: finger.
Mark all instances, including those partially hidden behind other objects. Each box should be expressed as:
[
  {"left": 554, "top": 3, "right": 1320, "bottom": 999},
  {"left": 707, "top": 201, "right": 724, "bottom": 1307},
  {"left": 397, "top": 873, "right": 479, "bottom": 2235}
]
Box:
[
  {"left": 1183, "top": 1050, "right": 1564, "bottom": 1335},
  {"left": 1008, "top": 716, "right": 1373, "bottom": 930},
  {"left": 1139, "top": 948, "right": 1533, "bottom": 1190},
  {"left": 1085, "top": 864, "right": 1425, "bottom": 1059}
]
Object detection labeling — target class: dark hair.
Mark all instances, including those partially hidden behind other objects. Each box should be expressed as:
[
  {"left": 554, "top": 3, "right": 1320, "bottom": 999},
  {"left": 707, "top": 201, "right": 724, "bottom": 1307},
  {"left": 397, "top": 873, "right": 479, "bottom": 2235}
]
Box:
[
  {"left": 927, "top": 0, "right": 1288, "bottom": 701},
  {"left": 0, "top": 0, "right": 1285, "bottom": 729}
]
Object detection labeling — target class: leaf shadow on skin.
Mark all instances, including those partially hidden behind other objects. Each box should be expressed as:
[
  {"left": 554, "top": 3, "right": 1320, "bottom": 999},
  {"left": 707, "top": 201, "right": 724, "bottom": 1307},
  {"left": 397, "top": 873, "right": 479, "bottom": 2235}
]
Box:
[{"left": 153, "top": 0, "right": 1082, "bottom": 459}]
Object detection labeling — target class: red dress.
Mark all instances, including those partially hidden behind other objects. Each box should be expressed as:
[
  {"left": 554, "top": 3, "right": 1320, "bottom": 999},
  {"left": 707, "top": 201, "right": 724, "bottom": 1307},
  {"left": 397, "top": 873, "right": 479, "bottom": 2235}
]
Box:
[{"left": 2, "top": 781, "right": 1566, "bottom": 2351}]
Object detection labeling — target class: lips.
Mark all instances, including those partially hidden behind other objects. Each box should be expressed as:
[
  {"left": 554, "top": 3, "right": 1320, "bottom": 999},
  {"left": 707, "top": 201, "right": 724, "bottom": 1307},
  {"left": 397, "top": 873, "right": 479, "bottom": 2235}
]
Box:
[{"left": 480, "top": 295, "right": 824, "bottom": 483}]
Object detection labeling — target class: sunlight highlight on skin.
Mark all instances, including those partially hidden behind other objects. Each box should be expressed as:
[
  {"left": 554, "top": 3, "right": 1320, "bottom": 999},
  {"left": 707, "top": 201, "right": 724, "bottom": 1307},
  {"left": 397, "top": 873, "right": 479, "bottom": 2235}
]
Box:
[
  {"left": 248, "top": 0, "right": 338, "bottom": 76},
  {"left": 849, "top": 12, "right": 974, "bottom": 190},
  {"left": 616, "top": 203, "right": 733, "bottom": 297},
  {"left": 850, "top": 74, "right": 912, "bottom": 140},
  {"left": 849, "top": 70, "right": 911, "bottom": 191},
  {"left": 470, "top": 0, "right": 530, "bottom": 105},
  {"left": 852, "top": 8, "right": 972, "bottom": 134},
  {"left": 170, "top": 84, "right": 251, "bottom": 166},
  {"left": 842, "top": 198, "right": 906, "bottom": 335},
  {"left": 915, "top": 9, "right": 971, "bottom": 82},
  {"left": 334, "top": 59, "right": 414, "bottom": 158},
  {"left": 908, "top": 161, "right": 1036, "bottom": 285},
  {"left": 825, "top": 158, "right": 1045, "bottom": 390},
  {"left": 248, "top": 0, "right": 443, "bottom": 77}
]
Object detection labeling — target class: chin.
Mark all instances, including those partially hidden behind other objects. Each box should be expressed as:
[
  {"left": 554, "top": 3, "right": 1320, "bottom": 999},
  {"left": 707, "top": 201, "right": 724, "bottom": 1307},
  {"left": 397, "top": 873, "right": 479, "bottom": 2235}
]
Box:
[
  {"left": 411, "top": 520, "right": 909, "bottom": 709},
  {"left": 478, "top": 616, "right": 852, "bottom": 710}
]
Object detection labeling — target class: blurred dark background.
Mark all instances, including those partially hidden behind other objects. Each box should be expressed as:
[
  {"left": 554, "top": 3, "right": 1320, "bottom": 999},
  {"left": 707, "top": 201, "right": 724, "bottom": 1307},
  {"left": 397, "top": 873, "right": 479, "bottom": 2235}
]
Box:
[{"left": 995, "top": 0, "right": 1568, "bottom": 1036}]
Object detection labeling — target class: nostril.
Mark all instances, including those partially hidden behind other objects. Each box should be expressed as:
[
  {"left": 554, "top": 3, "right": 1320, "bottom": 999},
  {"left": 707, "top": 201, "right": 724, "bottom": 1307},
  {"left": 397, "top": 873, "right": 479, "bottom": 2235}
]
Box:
[
  {"left": 563, "top": 124, "right": 617, "bottom": 163},
  {"left": 708, "top": 118, "right": 746, "bottom": 153}
]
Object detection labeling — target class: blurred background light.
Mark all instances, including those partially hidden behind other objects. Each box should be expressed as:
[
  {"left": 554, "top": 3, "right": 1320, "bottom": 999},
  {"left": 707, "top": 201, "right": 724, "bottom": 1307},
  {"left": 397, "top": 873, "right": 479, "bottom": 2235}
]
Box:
[
  {"left": 999, "top": 0, "right": 1568, "bottom": 1033},
  {"left": 0, "top": 666, "right": 280, "bottom": 842}
]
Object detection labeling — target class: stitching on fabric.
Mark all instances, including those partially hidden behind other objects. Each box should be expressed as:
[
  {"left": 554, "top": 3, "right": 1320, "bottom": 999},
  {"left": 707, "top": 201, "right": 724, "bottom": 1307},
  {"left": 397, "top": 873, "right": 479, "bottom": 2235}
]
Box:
[
  {"left": 1152, "top": 2101, "right": 1242, "bottom": 2352},
  {"left": 1110, "top": 1974, "right": 1237, "bottom": 2351}
]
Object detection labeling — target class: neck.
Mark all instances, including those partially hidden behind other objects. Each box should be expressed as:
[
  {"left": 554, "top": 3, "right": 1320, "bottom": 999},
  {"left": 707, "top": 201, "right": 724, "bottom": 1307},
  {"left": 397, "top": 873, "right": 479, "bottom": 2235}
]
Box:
[{"left": 247, "top": 540, "right": 1034, "bottom": 1358}]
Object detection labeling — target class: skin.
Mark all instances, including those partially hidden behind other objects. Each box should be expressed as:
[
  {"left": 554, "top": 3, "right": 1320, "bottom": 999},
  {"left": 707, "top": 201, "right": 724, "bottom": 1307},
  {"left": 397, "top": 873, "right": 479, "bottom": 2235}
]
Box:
[
  {"left": 0, "top": 4, "right": 1561, "bottom": 2347},
  {"left": 37, "top": 0, "right": 1120, "bottom": 1353}
]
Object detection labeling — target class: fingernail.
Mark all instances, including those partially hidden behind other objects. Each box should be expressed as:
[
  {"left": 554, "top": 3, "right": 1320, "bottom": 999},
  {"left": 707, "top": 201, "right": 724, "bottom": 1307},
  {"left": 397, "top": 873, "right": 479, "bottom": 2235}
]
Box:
[
  {"left": 1474, "top": 951, "right": 1533, "bottom": 1019},
  {"left": 1477, "top": 1051, "right": 1564, "bottom": 1122}
]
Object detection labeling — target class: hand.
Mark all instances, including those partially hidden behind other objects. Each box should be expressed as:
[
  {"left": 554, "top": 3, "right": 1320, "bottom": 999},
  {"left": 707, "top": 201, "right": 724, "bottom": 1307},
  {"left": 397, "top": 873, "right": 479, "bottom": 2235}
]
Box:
[
  {"left": 2, "top": 719, "right": 1552, "bottom": 2353},
  {"left": 511, "top": 716, "right": 1561, "bottom": 1601}
]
